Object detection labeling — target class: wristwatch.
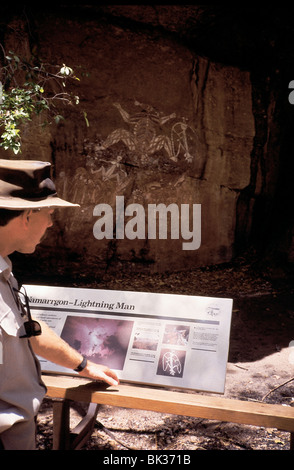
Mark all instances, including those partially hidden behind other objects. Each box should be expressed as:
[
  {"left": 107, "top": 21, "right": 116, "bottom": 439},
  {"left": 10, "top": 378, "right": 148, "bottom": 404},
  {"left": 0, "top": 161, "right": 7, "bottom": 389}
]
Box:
[{"left": 74, "top": 355, "right": 88, "bottom": 372}]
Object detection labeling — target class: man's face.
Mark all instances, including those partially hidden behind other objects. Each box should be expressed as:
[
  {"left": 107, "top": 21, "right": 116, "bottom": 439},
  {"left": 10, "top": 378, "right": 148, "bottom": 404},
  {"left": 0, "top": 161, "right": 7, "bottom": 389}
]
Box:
[{"left": 18, "top": 208, "right": 55, "bottom": 254}]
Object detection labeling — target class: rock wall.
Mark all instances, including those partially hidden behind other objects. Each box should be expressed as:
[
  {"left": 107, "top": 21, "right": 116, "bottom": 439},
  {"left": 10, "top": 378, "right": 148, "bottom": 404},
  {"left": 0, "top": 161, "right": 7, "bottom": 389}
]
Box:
[{"left": 1, "top": 9, "right": 258, "bottom": 276}]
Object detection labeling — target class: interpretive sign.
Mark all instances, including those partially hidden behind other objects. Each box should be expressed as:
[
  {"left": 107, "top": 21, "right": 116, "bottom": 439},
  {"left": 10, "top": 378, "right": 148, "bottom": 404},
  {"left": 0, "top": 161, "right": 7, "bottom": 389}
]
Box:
[{"left": 25, "top": 285, "right": 233, "bottom": 393}]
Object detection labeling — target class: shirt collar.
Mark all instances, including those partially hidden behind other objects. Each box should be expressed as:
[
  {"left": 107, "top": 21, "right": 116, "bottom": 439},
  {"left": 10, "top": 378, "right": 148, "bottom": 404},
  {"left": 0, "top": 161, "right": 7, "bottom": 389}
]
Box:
[{"left": 0, "top": 256, "right": 12, "bottom": 281}]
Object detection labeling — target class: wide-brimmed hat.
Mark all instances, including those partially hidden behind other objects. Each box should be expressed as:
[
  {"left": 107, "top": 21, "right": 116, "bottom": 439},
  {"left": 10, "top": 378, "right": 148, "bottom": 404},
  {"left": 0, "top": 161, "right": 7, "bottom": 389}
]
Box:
[{"left": 0, "top": 159, "right": 79, "bottom": 209}]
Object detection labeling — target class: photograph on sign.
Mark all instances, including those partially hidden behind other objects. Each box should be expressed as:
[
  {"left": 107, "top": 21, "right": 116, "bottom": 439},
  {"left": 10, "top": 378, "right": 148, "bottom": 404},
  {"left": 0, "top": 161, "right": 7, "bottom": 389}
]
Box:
[
  {"left": 25, "top": 285, "right": 233, "bottom": 394},
  {"left": 60, "top": 316, "right": 133, "bottom": 370}
]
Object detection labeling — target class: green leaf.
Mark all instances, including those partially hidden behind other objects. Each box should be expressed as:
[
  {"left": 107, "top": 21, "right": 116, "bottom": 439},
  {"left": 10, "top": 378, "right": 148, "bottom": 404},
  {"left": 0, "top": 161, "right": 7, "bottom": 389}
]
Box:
[
  {"left": 83, "top": 111, "right": 89, "bottom": 127},
  {"left": 0, "top": 49, "right": 84, "bottom": 152},
  {"left": 54, "top": 114, "right": 65, "bottom": 124}
]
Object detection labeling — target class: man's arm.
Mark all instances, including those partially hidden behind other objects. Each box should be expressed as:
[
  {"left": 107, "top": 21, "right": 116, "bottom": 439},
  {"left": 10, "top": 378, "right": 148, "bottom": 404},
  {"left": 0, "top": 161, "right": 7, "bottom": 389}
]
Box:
[{"left": 30, "top": 320, "right": 119, "bottom": 386}]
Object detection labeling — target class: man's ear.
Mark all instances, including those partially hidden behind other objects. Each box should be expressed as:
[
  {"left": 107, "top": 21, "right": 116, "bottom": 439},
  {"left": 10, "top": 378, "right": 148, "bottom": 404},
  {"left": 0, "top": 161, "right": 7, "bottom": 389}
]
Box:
[{"left": 20, "top": 210, "right": 32, "bottom": 229}]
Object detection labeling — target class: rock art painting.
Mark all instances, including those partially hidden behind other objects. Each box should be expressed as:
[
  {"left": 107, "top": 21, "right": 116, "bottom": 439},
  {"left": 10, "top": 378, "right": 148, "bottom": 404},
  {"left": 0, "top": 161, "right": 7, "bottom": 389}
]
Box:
[{"left": 99, "top": 101, "right": 197, "bottom": 164}]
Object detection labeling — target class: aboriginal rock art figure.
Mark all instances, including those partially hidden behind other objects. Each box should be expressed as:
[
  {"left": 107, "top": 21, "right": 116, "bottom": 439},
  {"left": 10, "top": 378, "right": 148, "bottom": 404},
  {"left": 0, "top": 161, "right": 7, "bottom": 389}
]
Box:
[
  {"left": 85, "top": 152, "right": 130, "bottom": 192},
  {"left": 99, "top": 101, "right": 196, "bottom": 164},
  {"left": 89, "top": 155, "right": 127, "bottom": 183},
  {"left": 162, "top": 350, "right": 182, "bottom": 376}
]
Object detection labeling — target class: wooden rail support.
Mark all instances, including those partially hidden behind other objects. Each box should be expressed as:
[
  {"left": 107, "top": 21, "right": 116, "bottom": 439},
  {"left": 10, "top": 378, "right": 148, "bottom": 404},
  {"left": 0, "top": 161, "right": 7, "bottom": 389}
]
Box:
[{"left": 43, "top": 375, "right": 294, "bottom": 450}]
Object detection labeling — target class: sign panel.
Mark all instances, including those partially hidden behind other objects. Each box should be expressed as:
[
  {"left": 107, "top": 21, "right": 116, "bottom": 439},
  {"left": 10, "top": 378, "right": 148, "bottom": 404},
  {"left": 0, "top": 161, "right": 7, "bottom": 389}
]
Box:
[{"left": 25, "top": 285, "right": 233, "bottom": 394}]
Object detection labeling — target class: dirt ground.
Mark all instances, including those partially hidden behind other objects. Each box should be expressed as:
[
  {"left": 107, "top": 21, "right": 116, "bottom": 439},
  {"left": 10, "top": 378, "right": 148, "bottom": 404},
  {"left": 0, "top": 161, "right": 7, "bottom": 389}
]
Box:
[{"left": 35, "top": 256, "right": 294, "bottom": 451}]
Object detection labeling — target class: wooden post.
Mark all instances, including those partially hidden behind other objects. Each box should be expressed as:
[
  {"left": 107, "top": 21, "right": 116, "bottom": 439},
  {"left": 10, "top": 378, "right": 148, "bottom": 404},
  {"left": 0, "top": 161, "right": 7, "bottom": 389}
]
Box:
[
  {"left": 70, "top": 403, "right": 100, "bottom": 450},
  {"left": 52, "top": 398, "right": 71, "bottom": 450}
]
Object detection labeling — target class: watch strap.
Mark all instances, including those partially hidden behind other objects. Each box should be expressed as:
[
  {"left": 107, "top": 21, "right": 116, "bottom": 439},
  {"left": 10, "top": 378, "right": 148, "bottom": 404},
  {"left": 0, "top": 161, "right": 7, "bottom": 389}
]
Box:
[{"left": 74, "top": 356, "right": 87, "bottom": 372}]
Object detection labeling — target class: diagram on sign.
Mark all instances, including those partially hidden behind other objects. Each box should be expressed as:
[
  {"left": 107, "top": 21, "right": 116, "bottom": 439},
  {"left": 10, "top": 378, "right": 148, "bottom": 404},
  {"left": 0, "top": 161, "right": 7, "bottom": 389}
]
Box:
[{"left": 157, "top": 348, "right": 186, "bottom": 378}]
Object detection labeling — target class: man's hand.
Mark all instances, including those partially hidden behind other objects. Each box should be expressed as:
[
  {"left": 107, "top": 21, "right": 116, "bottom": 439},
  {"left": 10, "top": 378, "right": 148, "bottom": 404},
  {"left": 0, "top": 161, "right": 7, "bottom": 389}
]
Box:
[{"left": 78, "top": 360, "right": 119, "bottom": 386}]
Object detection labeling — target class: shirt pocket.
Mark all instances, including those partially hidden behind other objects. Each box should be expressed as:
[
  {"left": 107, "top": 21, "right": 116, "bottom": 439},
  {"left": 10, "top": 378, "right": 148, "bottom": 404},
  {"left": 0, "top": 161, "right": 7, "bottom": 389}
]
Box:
[
  {"left": 0, "top": 309, "right": 23, "bottom": 337},
  {"left": 0, "top": 310, "right": 27, "bottom": 375},
  {"left": 0, "top": 310, "right": 20, "bottom": 366}
]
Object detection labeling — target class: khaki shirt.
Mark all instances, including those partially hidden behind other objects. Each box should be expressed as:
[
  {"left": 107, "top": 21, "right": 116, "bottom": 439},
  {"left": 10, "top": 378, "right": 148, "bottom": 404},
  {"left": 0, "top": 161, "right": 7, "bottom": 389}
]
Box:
[{"left": 0, "top": 256, "right": 46, "bottom": 439}]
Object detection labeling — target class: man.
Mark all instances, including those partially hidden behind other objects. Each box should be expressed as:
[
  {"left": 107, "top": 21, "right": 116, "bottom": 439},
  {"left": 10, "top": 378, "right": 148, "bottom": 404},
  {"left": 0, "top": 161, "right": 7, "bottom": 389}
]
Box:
[{"left": 0, "top": 159, "right": 119, "bottom": 450}]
